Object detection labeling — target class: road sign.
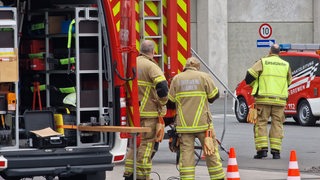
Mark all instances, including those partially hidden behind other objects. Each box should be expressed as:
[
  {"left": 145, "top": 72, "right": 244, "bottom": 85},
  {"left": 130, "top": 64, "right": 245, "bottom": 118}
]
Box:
[
  {"left": 257, "top": 39, "right": 275, "bottom": 48},
  {"left": 259, "top": 23, "right": 272, "bottom": 39}
]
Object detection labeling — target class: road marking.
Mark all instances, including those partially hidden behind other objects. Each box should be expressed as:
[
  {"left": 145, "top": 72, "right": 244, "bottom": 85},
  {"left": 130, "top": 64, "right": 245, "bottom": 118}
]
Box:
[{"left": 212, "top": 114, "right": 235, "bottom": 118}]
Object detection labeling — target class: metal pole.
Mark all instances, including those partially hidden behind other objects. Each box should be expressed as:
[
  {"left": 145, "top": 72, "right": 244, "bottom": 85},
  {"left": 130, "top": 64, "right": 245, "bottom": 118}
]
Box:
[
  {"left": 191, "top": 48, "right": 237, "bottom": 100},
  {"left": 191, "top": 48, "right": 240, "bottom": 147}
]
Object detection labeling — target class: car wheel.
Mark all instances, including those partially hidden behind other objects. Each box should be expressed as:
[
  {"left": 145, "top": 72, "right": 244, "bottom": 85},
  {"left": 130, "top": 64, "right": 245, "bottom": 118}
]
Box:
[
  {"left": 297, "top": 100, "right": 316, "bottom": 126},
  {"left": 235, "top": 97, "right": 248, "bottom": 123}
]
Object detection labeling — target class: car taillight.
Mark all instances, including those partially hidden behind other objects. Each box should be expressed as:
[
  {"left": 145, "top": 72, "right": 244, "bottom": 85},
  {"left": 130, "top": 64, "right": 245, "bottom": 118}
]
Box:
[
  {"left": 0, "top": 156, "right": 7, "bottom": 169},
  {"left": 119, "top": 86, "right": 129, "bottom": 138},
  {"left": 113, "top": 155, "right": 125, "bottom": 162}
]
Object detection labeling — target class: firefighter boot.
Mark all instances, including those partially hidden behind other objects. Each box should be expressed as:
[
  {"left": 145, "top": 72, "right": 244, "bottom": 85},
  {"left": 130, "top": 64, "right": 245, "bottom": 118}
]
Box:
[
  {"left": 124, "top": 174, "right": 133, "bottom": 180},
  {"left": 254, "top": 149, "right": 268, "bottom": 159},
  {"left": 271, "top": 149, "right": 280, "bottom": 159}
]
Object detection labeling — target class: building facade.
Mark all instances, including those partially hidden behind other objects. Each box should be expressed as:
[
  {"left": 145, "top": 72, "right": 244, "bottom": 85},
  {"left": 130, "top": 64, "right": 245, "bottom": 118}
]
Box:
[{"left": 191, "top": 0, "right": 320, "bottom": 93}]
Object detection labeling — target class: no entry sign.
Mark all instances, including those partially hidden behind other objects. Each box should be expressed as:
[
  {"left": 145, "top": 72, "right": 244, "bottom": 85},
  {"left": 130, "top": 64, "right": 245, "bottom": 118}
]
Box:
[{"left": 259, "top": 23, "right": 272, "bottom": 39}]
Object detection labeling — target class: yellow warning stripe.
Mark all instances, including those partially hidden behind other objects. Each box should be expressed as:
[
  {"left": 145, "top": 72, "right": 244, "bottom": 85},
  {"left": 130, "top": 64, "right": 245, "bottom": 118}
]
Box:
[
  {"left": 146, "top": 21, "right": 158, "bottom": 35},
  {"left": 177, "top": 0, "right": 187, "bottom": 14},
  {"left": 145, "top": 1, "right": 158, "bottom": 16},
  {"left": 112, "top": 1, "right": 121, "bottom": 32},
  {"left": 177, "top": 32, "right": 187, "bottom": 51},
  {"left": 178, "top": 51, "right": 185, "bottom": 67},
  {"left": 177, "top": 0, "right": 188, "bottom": 69},
  {"left": 177, "top": 13, "right": 187, "bottom": 33}
]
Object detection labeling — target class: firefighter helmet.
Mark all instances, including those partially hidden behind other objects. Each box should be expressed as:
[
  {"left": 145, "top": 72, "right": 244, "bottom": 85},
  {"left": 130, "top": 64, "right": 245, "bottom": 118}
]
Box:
[{"left": 184, "top": 57, "right": 200, "bottom": 70}]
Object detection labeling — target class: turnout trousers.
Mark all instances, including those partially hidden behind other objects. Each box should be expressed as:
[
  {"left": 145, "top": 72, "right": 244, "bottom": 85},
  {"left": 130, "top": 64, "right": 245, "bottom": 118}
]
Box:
[
  {"left": 179, "top": 132, "right": 225, "bottom": 180},
  {"left": 124, "top": 118, "right": 157, "bottom": 180},
  {"left": 254, "top": 104, "right": 285, "bottom": 152}
]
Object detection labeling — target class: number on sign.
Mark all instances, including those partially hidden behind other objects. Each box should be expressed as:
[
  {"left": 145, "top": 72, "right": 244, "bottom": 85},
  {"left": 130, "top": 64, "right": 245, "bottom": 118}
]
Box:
[{"left": 259, "top": 23, "right": 272, "bottom": 39}]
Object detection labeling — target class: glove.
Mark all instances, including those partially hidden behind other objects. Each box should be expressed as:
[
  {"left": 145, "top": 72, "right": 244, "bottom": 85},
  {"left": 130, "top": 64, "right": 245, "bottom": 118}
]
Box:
[
  {"left": 159, "top": 105, "right": 167, "bottom": 117},
  {"left": 168, "top": 126, "right": 179, "bottom": 152},
  {"left": 155, "top": 116, "right": 165, "bottom": 142},
  {"left": 203, "top": 129, "right": 215, "bottom": 156},
  {"left": 247, "top": 104, "right": 257, "bottom": 124}
]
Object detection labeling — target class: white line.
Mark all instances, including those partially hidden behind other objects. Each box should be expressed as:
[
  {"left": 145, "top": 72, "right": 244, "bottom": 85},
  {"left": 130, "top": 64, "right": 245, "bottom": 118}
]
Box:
[{"left": 212, "top": 114, "right": 236, "bottom": 118}]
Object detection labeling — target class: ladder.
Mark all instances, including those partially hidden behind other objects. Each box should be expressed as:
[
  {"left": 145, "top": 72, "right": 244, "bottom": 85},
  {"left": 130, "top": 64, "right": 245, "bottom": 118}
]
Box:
[{"left": 139, "top": 0, "right": 164, "bottom": 70}]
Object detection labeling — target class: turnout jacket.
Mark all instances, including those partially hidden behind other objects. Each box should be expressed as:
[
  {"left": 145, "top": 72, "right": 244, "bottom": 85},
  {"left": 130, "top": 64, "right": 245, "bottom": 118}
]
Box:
[
  {"left": 137, "top": 54, "right": 168, "bottom": 118},
  {"left": 246, "top": 54, "right": 292, "bottom": 106},
  {"left": 168, "top": 67, "right": 219, "bottom": 133}
]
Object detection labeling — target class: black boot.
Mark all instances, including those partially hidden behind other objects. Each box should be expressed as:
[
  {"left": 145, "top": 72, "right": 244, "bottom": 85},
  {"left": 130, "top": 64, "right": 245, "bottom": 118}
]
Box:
[
  {"left": 254, "top": 150, "right": 268, "bottom": 159},
  {"left": 271, "top": 149, "right": 280, "bottom": 159},
  {"left": 124, "top": 174, "right": 133, "bottom": 180}
]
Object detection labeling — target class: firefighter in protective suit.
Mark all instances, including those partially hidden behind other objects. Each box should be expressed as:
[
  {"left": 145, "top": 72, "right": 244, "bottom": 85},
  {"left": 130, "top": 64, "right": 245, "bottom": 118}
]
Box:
[
  {"left": 123, "top": 40, "right": 168, "bottom": 180},
  {"left": 245, "top": 44, "right": 292, "bottom": 159},
  {"left": 167, "top": 57, "right": 225, "bottom": 180}
]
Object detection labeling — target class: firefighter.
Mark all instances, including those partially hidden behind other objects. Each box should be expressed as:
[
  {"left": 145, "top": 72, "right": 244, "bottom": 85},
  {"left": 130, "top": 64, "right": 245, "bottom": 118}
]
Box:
[
  {"left": 244, "top": 44, "right": 292, "bottom": 159},
  {"left": 123, "top": 40, "right": 168, "bottom": 180},
  {"left": 167, "top": 57, "right": 225, "bottom": 180}
]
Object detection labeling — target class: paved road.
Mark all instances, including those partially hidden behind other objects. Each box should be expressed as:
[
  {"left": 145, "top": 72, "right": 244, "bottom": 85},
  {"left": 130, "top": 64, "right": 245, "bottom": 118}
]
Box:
[
  {"left": 7, "top": 97, "right": 320, "bottom": 179},
  {"left": 106, "top": 97, "right": 320, "bottom": 180}
]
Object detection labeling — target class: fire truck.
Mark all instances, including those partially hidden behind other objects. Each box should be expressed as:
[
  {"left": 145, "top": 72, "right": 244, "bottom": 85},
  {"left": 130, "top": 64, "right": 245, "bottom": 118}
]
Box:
[
  {"left": 0, "top": 0, "right": 190, "bottom": 179},
  {"left": 234, "top": 43, "right": 320, "bottom": 126}
]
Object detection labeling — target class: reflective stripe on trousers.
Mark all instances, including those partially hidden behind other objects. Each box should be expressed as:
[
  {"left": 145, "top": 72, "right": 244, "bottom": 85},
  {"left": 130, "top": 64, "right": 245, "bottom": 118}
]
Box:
[
  {"left": 179, "top": 132, "right": 225, "bottom": 180},
  {"left": 124, "top": 118, "right": 157, "bottom": 179},
  {"left": 254, "top": 104, "right": 285, "bottom": 151}
]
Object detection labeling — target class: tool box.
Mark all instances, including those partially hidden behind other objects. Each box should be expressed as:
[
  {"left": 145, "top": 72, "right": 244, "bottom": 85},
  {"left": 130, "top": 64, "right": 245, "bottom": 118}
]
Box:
[
  {"left": 24, "top": 110, "right": 66, "bottom": 148},
  {"left": 30, "top": 127, "right": 67, "bottom": 149}
]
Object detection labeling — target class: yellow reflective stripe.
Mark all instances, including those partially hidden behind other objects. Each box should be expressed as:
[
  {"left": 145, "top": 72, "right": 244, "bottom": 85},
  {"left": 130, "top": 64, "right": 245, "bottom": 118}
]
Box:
[
  {"left": 139, "top": 86, "right": 151, "bottom": 113},
  {"left": 178, "top": 50, "right": 186, "bottom": 67},
  {"left": 177, "top": 0, "right": 187, "bottom": 14},
  {"left": 270, "top": 138, "right": 282, "bottom": 143},
  {"left": 138, "top": 80, "right": 154, "bottom": 87},
  {"left": 192, "top": 96, "right": 206, "bottom": 127},
  {"left": 176, "top": 124, "right": 210, "bottom": 133},
  {"left": 168, "top": 94, "right": 175, "bottom": 102},
  {"left": 177, "top": 98, "right": 187, "bottom": 127},
  {"left": 154, "top": 75, "right": 166, "bottom": 85},
  {"left": 176, "top": 91, "right": 206, "bottom": 97},
  {"left": 175, "top": 91, "right": 207, "bottom": 129},
  {"left": 177, "top": 31, "right": 187, "bottom": 51},
  {"left": 255, "top": 135, "right": 268, "bottom": 148},
  {"left": 180, "top": 166, "right": 195, "bottom": 173},
  {"left": 143, "top": 142, "right": 153, "bottom": 164},
  {"left": 140, "top": 112, "right": 158, "bottom": 117},
  {"left": 248, "top": 68, "right": 259, "bottom": 78},
  {"left": 255, "top": 98, "right": 286, "bottom": 106},
  {"left": 208, "top": 87, "right": 218, "bottom": 99},
  {"left": 146, "top": 20, "right": 158, "bottom": 34}
]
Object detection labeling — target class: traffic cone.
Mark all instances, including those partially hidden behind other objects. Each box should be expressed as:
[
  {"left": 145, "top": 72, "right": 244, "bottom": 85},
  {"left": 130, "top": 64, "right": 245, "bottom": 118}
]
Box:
[
  {"left": 227, "top": 147, "right": 240, "bottom": 180},
  {"left": 287, "top": 150, "right": 301, "bottom": 180}
]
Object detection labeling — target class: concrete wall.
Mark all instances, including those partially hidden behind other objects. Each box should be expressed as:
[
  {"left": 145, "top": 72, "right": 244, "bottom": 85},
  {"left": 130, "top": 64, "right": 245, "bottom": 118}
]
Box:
[
  {"left": 191, "top": 0, "right": 318, "bottom": 92},
  {"left": 228, "top": 0, "right": 314, "bottom": 90},
  {"left": 191, "top": 0, "right": 228, "bottom": 95}
]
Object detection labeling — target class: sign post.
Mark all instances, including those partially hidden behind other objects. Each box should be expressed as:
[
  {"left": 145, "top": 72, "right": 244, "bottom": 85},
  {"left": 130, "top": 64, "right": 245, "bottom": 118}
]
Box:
[{"left": 257, "top": 23, "right": 274, "bottom": 48}]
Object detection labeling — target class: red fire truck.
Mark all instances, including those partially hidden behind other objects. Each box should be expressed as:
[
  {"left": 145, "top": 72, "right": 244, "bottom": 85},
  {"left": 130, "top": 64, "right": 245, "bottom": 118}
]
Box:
[
  {"left": 234, "top": 43, "right": 320, "bottom": 126},
  {"left": 0, "top": 0, "right": 190, "bottom": 179}
]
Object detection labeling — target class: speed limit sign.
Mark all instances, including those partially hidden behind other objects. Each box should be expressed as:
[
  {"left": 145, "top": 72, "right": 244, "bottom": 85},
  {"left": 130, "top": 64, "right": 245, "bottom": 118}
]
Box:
[{"left": 259, "top": 23, "right": 272, "bottom": 39}]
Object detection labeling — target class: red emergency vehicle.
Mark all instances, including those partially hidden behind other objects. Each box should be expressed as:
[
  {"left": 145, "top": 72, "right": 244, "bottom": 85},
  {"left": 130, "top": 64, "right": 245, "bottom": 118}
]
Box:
[{"left": 234, "top": 44, "right": 320, "bottom": 126}]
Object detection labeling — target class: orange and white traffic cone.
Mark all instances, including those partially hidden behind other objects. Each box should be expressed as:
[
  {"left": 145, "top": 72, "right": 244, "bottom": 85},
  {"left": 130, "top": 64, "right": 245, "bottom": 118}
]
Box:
[
  {"left": 227, "top": 147, "right": 240, "bottom": 180},
  {"left": 287, "top": 150, "right": 301, "bottom": 180}
]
